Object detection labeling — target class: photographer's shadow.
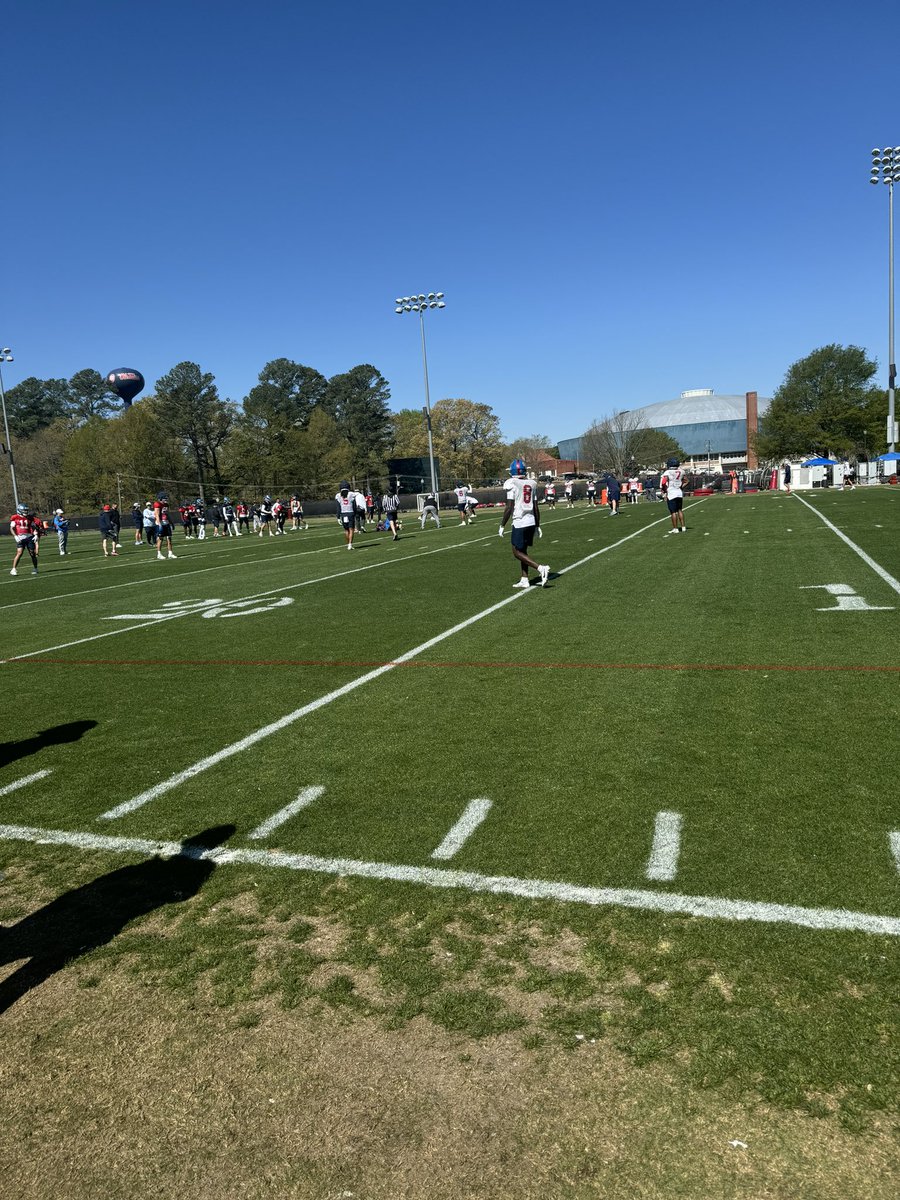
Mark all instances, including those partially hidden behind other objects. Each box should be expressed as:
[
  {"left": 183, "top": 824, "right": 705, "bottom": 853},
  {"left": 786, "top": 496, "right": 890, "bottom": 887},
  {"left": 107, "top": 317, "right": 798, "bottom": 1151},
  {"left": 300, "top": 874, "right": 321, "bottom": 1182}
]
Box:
[
  {"left": 0, "top": 825, "right": 235, "bottom": 1014},
  {"left": 0, "top": 720, "right": 97, "bottom": 771}
]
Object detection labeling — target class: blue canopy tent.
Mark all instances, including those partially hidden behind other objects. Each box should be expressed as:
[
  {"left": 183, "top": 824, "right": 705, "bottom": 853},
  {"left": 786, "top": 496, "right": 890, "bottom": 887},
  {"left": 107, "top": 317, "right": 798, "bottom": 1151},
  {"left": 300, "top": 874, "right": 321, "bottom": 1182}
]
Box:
[
  {"left": 875, "top": 451, "right": 900, "bottom": 462},
  {"left": 801, "top": 457, "right": 839, "bottom": 467}
]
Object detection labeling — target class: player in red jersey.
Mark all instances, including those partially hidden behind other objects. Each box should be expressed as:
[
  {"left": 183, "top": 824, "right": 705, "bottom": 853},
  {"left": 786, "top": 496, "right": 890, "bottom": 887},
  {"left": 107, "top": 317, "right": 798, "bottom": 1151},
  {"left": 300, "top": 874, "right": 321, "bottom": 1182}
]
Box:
[{"left": 10, "top": 504, "right": 39, "bottom": 576}]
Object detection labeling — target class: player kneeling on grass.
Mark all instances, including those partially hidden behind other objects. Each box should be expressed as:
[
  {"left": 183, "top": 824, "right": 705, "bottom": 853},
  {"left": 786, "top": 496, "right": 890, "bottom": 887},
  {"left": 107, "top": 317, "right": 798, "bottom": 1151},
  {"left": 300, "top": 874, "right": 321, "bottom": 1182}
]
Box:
[
  {"left": 660, "top": 457, "right": 686, "bottom": 534},
  {"left": 499, "top": 459, "right": 549, "bottom": 589}
]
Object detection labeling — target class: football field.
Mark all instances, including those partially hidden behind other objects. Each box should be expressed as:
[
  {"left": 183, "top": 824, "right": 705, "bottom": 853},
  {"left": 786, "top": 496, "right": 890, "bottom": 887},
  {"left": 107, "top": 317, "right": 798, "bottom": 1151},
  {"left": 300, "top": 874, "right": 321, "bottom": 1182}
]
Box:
[{"left": 1, "top": 489, "right": 899, "bottom": 1194}]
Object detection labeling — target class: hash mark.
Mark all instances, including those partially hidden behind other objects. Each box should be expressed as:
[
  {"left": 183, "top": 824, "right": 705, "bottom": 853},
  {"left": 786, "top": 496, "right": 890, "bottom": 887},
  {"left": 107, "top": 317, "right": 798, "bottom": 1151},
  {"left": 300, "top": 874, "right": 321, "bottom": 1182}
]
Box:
[
  {"left": 249, "top": 786, "right": 325, "bottom": 839},
  {"left": 645, "top": 811, "right": 682, "bottom": 881},
  {"left": 431, "top": 798, "right": 492, "bottom": 860}
]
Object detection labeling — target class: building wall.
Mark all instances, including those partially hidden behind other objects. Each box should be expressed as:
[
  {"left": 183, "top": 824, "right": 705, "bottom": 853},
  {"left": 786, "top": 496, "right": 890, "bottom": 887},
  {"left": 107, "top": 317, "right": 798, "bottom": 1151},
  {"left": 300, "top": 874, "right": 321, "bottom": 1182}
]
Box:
[{"left": 560, "top": 420, "right": 751, "bottom": 462}]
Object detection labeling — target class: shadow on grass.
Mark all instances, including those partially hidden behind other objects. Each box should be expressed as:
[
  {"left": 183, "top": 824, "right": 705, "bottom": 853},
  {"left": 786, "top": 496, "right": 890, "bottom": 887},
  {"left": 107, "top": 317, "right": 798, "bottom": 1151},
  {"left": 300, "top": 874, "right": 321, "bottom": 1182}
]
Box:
[
  {"left": 0, "top": 720, "right": 98, "bottom": 770},
  {"left": 0, "top": 825, "right": 235, "bottom": 1014}
]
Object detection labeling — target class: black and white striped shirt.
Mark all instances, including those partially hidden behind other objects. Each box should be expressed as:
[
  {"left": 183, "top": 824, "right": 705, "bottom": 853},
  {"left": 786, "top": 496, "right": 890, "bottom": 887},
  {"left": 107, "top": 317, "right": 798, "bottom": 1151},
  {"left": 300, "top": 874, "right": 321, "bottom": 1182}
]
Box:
[{"left": 381, "top": 493, "right": 400, "bottom": 514}]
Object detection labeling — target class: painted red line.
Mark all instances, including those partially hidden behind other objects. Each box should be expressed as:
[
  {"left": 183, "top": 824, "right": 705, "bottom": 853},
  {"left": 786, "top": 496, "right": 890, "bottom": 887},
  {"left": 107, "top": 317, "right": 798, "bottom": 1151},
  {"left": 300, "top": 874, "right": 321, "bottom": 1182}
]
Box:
[{"left": 4, "top": 657, "right": 900, "bottom": 675}]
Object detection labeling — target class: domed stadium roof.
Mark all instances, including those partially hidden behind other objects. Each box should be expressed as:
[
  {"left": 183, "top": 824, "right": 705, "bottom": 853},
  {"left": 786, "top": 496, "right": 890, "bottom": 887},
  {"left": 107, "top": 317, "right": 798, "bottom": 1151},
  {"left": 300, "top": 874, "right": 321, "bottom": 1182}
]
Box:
[{"left": 628, "top": 389, "right": 771, "bottom": 427}]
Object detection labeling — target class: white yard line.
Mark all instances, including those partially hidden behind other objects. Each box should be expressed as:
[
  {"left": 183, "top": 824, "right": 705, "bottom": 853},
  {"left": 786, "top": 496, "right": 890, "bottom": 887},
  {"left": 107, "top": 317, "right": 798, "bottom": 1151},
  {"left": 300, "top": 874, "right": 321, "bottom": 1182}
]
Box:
[
  {"left": 431, "top": 798, "right": 492, "bottom": 860},
  {"left": 0, "top": 769, "right": 52, "bottom": 798},
  {"left": 248, "top": 787, "right": 324, "bottom": 840},
  {"left": 100, "top": 505, "right": 690, "bottom": 820},
  {"left": 890, "top": 832, "right": 900, "bottom": 874},
  {"left": 793, "top": 493, "right": 900, "bottom": 597},
  {"left": 645, "top": 811, "right": 682, "bottom": 881},
  {"left": 1, "top": 820, "right": 899, "bottom": 937}
]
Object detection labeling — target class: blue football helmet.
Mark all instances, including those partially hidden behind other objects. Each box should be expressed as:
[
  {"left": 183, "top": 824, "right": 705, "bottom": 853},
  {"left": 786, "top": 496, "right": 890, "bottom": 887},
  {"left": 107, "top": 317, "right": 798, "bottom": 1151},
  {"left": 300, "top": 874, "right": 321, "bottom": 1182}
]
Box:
[{"left": 509, "top": 458, "right": 527, "bottom": 476}]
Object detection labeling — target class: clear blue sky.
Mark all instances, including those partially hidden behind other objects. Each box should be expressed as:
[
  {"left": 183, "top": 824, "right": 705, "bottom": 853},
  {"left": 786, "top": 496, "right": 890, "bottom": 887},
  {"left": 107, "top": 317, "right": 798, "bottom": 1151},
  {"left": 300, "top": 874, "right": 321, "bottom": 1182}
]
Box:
[{"left": 4, "top": 0, "right": 896, "bottom": 443}]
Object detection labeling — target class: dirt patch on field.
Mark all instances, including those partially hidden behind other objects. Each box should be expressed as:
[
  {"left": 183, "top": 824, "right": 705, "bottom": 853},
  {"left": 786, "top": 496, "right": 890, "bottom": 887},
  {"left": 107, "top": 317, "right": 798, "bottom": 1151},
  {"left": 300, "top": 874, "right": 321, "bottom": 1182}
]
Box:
[{"left": 0, "top": 971, "right": 897, "bottom": 1200}]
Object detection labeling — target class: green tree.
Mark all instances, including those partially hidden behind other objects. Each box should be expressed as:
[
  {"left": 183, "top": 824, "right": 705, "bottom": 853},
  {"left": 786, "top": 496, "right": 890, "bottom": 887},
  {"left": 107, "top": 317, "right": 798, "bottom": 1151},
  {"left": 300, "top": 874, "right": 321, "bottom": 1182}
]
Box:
[
  {"left": 323, "top": 365, "right": 391, "bottom": 478},
  {"left": 3, "top": 377, "right": 69, "bottom": 438},
  {"left": 66, "top": 369, "right": 119, "bottom": 425},
  {"left": 755, "top": 344, "right": 884, "bottom": 461},
  {"left": 581, "top": 411, "right": 684, "bottom": 475},
  {"left": 431, "top": 398, "right": 504, "bottom": 484},
  {"left": 295, "top": 407, "right": 353, "bottom": 496},
  {"left": 231, "top": 359, "right": 328, "bottom": 491},
  {"left": 154, "top": 362, "right": 236, "bottom": 495},
  {"left": 504, "top": 434, "right": 560, "bottom": 466},
  {"left": 388, "top": 408, "right": 429, "bottom": 459},
  {"left": 1, "top": 419, "right": 69, "bottom": 514}
]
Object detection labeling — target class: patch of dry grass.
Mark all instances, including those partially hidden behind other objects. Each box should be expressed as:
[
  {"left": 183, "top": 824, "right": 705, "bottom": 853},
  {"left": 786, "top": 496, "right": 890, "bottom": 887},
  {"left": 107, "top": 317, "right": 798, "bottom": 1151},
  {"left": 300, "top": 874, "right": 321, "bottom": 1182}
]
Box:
[{"left": 0, "top": 971, "right": 898, "bottom": 1200}]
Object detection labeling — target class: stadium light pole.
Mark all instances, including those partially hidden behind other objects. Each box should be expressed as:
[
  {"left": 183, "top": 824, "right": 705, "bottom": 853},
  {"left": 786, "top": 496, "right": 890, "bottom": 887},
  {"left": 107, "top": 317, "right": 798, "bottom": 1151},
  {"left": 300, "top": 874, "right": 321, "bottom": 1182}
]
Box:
[
  {"left": 394, "top": 292, "right": 445, "bottom": 495},
  {"left": 0, "top": 348, "right": 19, "bottom": 509},
  {"left": 871, "top": 147, "right": 898, "bottom": 452}
]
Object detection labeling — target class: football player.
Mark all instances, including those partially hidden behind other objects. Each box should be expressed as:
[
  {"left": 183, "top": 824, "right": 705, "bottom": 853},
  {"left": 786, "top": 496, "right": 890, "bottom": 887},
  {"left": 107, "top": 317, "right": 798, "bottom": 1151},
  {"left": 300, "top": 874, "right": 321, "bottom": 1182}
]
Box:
[
  {"left": 9, "top": 503, "right": 39, "bottom": 576},
  {"left": 499, "top": 460, "right": 550, "bottom": 589}
]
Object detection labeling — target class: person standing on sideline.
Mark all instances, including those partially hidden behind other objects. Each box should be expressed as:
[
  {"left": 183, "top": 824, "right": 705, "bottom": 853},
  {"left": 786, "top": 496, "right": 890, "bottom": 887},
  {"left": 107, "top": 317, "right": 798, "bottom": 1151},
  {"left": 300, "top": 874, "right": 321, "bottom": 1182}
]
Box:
[
  {"left": 222, "top": 497, "right": 238, "bottom": 536},
  {"left": 53, "top": 508, "right": 69, "bottom": 555},
  {"left": 207, "top": 498, "right": 222, "bottom": 537},
  {"left": 153, "top": 493, "right": 177, "bottom": 559},
  {"left": 236, "top": 500, "right": 250, "bottom": 534},
  {"left": 586, "top": 479, "right": 597, "bottom": 507},
  {"left": 193, "top": 497, "right": 207, "bottom": 540},
  {"left": 130, "top": 502, "right": 144, "bottom": 545},
  {"left": 353, "top": 489, "right": 367, "bottom": 535},
  {"left": 782, "top": 461, "right": 792, "bottom": 495},
  {"left": 109, "top": 503, "right": 122, "bottom": 549},
  {"left": 420, "top": 490, "right": 441, "bottom": 528},
  {"left": 99, "top": 504, "right": 118, "bottom": 557},
  {"left": 499, "top": 459, "right": 550, "bottom": 589},
  {"left": 336, "top": 482, "right": 357, "bottom": 549},
  {"left": 564, "top": 479, "right": 575, "bottom": 506},
  {"left": 660, "top": 458, "right": 686, "bottom": 534},
  {"left": 606, "top": 475, "right": 621, "bottom": 515},
  {"left": 143, "top": 502, "right": 157, "bottom": 549},
  {"left": 258, "top": 496, "right": 274, "bottom": 537},
  {"left": 628, "top": 475, "right": 640, "bottom": 503},
  {"left": 10, "top": 504, "right": 40, "bottom": 576},
  {"left": 544, "top": 481, "right": 557, "bottom": 508},
  {"left": 382, "top": 487, "right": 401, "bottom": 540}
]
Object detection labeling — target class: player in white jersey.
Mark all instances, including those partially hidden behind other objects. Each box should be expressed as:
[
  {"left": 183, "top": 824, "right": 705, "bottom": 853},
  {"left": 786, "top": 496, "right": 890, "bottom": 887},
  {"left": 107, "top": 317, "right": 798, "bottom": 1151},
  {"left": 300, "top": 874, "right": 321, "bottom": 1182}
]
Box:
[
  {"left": 335, "top": 482, "right": 358, "bottom": 549},
  {"left": 659, "top": 458, "right": 686, "bottom": 534},
  {"left": 499, "top": 459, "right": 550, "bottom": 588},
  {"left": 453, "top": 484, "right": 473, "bottom": 525}
]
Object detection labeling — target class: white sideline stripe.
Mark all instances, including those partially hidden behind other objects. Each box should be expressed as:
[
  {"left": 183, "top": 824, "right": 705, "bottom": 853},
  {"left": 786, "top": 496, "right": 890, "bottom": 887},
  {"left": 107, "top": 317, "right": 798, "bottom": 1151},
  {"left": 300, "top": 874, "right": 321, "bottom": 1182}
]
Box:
[
  {"left": 0, "top": 769, "right": 52, "bottom": 797},
  {"left": 248, "top": 786, "right": 325, "bottom": 840},
  {"left": 890, "top": 832, "right": 900, "bottom": 874},
  {"left": 645, "top": 811, "right": 682, "bottom": 881},
  {"left": 794, "top": 493, "right": 900, "bottom": 597},
  {"left": 2, "top": 821, "right": 900, "bottom": 937},
  {"left": 431, "top": 798, "right": 492, "bottom": 860},
  {"left": 99, "top": 506, "right": 683, "bottom": 821}
]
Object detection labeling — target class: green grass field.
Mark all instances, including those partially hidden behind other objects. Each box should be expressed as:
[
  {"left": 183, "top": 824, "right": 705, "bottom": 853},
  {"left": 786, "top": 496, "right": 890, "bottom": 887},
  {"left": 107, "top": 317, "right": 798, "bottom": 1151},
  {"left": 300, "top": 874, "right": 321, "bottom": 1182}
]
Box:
[{"left": 1, "top": 490, "right": 899, "bottom": 1197}]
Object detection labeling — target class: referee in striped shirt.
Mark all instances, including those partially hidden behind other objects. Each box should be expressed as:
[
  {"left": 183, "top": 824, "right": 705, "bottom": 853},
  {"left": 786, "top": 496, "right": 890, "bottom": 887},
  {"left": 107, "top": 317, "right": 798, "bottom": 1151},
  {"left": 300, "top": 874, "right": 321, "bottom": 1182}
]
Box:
[{"left": 381, "top": 489, "right": 401, "bottom": 541}]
